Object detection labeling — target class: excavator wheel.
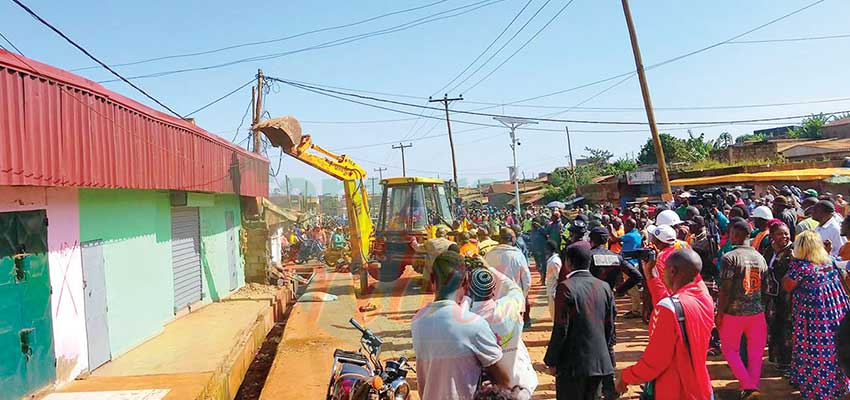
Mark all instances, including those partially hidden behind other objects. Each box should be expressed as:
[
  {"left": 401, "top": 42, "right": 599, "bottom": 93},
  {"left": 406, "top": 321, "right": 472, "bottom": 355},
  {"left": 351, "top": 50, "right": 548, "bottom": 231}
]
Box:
[{"left": 367, "top": 260, "right": 404, "bottom": 282}]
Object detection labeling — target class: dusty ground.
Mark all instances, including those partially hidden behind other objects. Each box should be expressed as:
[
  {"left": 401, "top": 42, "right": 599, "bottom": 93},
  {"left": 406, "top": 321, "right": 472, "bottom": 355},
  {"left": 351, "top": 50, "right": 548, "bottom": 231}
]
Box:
[
  {"left": 351, "top": 267, "right": 801, "bottom": 400},
  {"left": 258, "top": 261, "right": 801, "bottom": 399}
]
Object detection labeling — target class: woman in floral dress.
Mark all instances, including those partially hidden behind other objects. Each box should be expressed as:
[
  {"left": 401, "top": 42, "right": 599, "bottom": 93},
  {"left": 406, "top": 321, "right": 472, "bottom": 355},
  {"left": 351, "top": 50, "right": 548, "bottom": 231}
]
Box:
[
  {"left": 783, "top": 230, "right": 850, "bottom": 399},
  {"left": 761, "top": 221, "right": 793, "bottom": 370}
]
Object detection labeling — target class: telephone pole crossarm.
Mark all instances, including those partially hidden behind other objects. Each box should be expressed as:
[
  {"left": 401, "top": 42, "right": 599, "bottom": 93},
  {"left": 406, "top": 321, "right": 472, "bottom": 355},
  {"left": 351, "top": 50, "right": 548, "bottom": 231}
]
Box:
[
  {"left": 391, "top": 143, "right": 413, "bottom": 176},
  {"left": 429, "top": 94, "right": 463, "bottom": 193}
]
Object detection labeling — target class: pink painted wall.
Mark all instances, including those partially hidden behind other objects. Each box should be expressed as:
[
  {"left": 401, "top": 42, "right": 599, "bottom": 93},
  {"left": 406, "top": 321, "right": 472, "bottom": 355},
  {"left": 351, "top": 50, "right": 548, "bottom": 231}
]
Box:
[{"left": 0, "top": 186, "right": 86, "bottom": 384}]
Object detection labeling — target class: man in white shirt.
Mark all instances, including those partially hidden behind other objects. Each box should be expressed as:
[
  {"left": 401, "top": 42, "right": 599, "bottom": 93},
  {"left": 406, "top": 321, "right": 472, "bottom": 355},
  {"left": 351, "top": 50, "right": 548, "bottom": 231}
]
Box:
[
  {"left": 463, "top": 265, "right": 538, "bottom": 399},
  {"left": 485, "top": 227, "right": 533, "bottom": 329},
  {"left": 812, "top": 200, "right": 847, "bottom": 257},
  {"left": 412, "top": 245, "right": 511, "bottom": 400}
]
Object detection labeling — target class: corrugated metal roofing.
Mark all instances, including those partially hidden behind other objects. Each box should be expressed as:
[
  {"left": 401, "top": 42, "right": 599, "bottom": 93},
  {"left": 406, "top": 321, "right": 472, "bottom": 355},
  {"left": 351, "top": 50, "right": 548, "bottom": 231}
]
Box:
[
  {"left": 0, "top": 50, "right": 268, "bottom": 197},
  {"left": 670, "top": 167, "right": 850, "bottom": 187}
]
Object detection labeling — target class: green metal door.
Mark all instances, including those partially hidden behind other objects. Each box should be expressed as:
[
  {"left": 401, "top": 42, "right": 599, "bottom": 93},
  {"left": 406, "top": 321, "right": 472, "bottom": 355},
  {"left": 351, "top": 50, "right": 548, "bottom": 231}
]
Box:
[{"left": 0, "top": 210, "right": 55, "bottom": 399}]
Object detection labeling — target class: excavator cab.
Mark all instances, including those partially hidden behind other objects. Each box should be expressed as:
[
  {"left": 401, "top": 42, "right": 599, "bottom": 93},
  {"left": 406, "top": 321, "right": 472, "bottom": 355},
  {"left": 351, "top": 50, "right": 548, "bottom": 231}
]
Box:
[{"left": 370, "top": 177, "right": 454, "bottom": 282}]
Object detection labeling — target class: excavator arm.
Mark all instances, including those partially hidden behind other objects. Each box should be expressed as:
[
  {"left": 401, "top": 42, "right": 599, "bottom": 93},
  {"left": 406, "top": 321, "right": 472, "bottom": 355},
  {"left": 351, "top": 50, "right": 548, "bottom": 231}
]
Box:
[{"left": 253, "top": 117, "right": 373, "bottom": 270}]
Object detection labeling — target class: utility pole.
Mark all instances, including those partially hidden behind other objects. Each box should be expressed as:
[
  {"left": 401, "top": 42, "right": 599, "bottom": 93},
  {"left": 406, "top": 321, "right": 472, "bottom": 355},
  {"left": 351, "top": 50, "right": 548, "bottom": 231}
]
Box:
[
  {"left": 392, "top": 143, "right": 413, "bottom": 176},
  {"left": 368, "top": 177, "right": 378, "bottom": 195},
  {"left": 373, "top": 167, "right": 387, "bottom": 181},
  {"left": 252, "top": 69, "right": 265, "bottom": 154},
  {"left": 494, "top": 117, "right": 538, "bottom": 216},
  {"left": 285, "top": 175, "right": 292, "bottom": 208},
  {"left": 565, "top": 126, "right": 578, "bottom": 190},
  {"left": 428, "top": 94, "right": 463, "bottom": 194},
  {"left": 621, "top": 0, "right": 672, "bottom": 200}
]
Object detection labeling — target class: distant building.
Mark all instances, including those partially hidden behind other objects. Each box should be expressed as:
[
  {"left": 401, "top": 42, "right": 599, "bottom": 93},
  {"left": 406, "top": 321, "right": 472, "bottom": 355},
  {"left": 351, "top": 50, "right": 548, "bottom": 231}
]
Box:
[
  {"left": 711, "top": 137, "right": 850, "bottom": 163},
  {"left": 753, "top": 125, "right": 799, "bottom": 138},
  {"left": 824, "top": 116, "right": 850, "bottom": 139}
]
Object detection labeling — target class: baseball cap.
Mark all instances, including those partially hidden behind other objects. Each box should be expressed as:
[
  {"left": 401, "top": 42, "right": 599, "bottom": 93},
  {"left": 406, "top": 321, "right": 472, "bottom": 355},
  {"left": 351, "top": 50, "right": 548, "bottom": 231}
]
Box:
[
  {"left": 651, "top": 225, "right": 677, "bottom": 244},
  {"left": 803, "top": 189, "right": 819, "bottom": 198},
  {"left": 679, "top": 191, "right": 692, "bottom": 198},
  {"left": 773, "top": 195, "right": 791, "bottom": 208}
]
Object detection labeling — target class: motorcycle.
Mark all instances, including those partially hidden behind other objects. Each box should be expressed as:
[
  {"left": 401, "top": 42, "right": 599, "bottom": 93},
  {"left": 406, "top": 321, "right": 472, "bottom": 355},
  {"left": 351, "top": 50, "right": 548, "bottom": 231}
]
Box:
[
  {"left": 326, "top": 318, "right": 411, "bottom": 400},
  {"left": 296, "top": 238, "right": 325, "bottom": 264}
]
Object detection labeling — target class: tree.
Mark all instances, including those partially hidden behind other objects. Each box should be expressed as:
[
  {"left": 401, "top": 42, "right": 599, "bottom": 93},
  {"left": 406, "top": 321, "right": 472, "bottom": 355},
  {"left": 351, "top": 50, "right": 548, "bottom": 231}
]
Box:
[
  {"left": 788, "top": 113, "right": 831, "bottom": 139},
  {"left": 637, "top": 133, "right": 690, "bottom": 164},
  {"left": 718, "top": 132, "right": 733, "bottom": 148},
  {"left": 735, "top": 132, "right": 767, "bottom": 144},
  {"left": 584, "top": 147, "right": 614, "bottom": 165}
]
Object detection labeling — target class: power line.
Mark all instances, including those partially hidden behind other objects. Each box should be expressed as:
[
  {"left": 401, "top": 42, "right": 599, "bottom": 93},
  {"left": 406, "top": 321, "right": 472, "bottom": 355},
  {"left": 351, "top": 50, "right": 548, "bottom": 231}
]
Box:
[
  {"left": 185, "top": 79, "right": 254, "bottom": 117},
  {"left": 488, "top": 0, "right": 827, "bottom": 106},
  {"left": 460, "top": 0, "right": 577, "bottom": 93},
  {"left": 726, "top": 33, "right": 850, "bottom": 44},
  {"left": 71, "top": 0, "right": 451, "bottom": 72},
  {"left": 433, "top": 0, "right": 535, "bottom": 95},
  {"left": 269, "top": 76, "right": 850, "bottom": 126},
  {"left": 231, "top": 98, "right": 254, "bottom": 143},
  {"left": 0, "top": 31, "right": 24, "bottom": 54},
  {"left": 447, "top": 0, "right": 554, "bottom": 93},
  {"left": 97, "top": 0, "right": 506, "bottom": 84},
  {"left": 10, "top": 0, "right": 185, "bottom": 118}
]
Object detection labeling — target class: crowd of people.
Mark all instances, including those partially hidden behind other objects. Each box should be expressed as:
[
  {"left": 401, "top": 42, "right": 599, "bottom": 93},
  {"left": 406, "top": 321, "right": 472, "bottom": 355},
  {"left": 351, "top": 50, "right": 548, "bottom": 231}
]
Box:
[{"left": 410, "top": 186, "right": 850, "bottom": 400}]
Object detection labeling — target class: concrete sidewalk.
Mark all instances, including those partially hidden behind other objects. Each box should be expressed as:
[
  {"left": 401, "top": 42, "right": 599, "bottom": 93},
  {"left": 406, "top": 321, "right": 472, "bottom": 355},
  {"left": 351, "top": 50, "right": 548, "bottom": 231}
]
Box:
[
  {"left": 49, "top": 290, "right": 283, "bottom": 400},
  {"left": 259, "top": 271, "right": 361, "bottom": 400}
]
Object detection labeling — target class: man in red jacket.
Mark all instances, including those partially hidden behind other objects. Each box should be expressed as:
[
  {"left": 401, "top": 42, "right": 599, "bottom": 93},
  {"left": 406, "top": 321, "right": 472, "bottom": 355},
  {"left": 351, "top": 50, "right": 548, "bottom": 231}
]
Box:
[{"left": 615, "top": 249, "right": 715, "bottom": 400}]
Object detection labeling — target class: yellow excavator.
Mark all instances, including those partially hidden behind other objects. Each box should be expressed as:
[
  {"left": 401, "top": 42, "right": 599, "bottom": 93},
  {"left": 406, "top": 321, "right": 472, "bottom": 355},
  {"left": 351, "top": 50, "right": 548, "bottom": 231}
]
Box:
[{"left": 254, "top": 116, "right": 454, "bottom": 291}]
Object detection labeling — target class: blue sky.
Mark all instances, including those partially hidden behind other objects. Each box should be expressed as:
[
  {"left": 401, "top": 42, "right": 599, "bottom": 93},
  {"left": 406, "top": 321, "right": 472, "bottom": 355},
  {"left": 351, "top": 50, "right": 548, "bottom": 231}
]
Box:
[{"left": 2, "top": 0, "right": 849, "bottom": 194}]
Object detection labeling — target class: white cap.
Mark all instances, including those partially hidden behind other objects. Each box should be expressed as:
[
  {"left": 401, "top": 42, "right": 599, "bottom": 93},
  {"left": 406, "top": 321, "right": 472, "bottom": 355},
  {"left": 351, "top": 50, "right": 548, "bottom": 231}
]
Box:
[
  {"left": 752, "top": 205, "right": 773, "bottom": 220},
  {"left": 655, "top": 209, "right": 683, "bottom": 227},
  {"left": 679, "top": 191, "right": 692, "bottom": 198},
  {"left": 651, "top": 225, "right": 677, "bottom": 244}
]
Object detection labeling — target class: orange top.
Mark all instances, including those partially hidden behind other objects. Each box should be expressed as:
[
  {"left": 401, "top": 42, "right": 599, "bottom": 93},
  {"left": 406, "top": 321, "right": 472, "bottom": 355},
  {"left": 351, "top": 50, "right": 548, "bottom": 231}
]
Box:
[
  {"left": 839, "top": 242, "right": 850, "bottom": 261},
  {"left": 610, "top": 227, "right": 625, "bottom": 253},
  {"left": 460, "top": 242, "right": 480, "bottom": 257}
]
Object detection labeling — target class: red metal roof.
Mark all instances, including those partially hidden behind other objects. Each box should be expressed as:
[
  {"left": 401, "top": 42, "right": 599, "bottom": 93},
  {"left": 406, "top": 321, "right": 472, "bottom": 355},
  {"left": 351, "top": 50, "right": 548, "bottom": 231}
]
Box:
[{"left": 0, "top": 49, "right": 268, "bottom": 197}]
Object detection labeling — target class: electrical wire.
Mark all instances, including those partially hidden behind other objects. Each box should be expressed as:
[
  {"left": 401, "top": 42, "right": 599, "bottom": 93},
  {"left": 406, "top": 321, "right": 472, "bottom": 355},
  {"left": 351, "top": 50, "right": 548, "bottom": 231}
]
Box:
[
  {"left": 433, "top": 0, "right": 535, "bottom": 96},
  {"left": 96, "top": 0, "right": 506, "bottom": 84},
  {"left": 9, "top": 0, "right": 185, "bottom": 118},
  {"left": 485, "top": 0, "right": 827, "bottom": 106},
  {"left": 231, "top": 98, "right": 254, "bottom": 143},
  {"left": 459, "top": 0, "right": 577, "bottom": 94},
  {"left": 185, "top": 79, "right": 254, "bottom": 117},
  {"left": 447, "top": 0, "right": 554, "bottom": 94},
  {"left": 0, "top": 31, "right": 24, "bottom": 54},
  {"left": 727, "top": 33, "right": 850, "bottom": 44},
  {"left": 269, "top": 76, "right": 850, "bottom": 126},
  {"left": 71, "top": 0, "right": 451, "bottom": 72}
]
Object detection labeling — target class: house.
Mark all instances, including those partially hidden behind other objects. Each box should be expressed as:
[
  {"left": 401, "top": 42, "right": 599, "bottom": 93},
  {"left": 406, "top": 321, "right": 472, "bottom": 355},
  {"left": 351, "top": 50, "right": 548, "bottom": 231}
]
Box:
[
  {"left": 824, "top": 116, "right": 850, "bottom": 138},
  {"left": 0, "top": 50, "right": 268, "bottom": 397},
  {"left": 485, "top": 180, "right": 546, "bottom": 209},
  {"left": 711, "top": 137, "right": 850, "bottom": 163}
]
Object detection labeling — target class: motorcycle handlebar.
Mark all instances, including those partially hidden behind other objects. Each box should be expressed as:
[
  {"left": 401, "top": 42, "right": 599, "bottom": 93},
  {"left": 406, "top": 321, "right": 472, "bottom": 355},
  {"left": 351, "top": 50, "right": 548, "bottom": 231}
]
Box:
[{"left": 349, "top": 318, "right": 366, "bottom": 333}]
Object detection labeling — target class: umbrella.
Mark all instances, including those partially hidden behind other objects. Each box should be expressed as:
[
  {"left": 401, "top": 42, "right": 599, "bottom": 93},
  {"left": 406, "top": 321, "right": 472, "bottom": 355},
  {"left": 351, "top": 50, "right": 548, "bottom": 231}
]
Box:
[{"left": 546, "top": 201, "right": 566, "bottom": 209}]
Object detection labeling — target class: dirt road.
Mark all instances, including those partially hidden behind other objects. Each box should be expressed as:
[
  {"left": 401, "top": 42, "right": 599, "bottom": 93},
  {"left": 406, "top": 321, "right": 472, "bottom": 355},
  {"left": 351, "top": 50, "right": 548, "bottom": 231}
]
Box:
[
  {"left": 260, "top": 263, "right": 800, "bottom": 399},
  {"left": 353, "top": 267, "right": 800, "bottom": 400}
]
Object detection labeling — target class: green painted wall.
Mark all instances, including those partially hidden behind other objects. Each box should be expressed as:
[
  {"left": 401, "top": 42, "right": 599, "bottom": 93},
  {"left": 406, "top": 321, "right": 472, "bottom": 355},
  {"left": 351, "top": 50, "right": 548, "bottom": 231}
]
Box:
[
  {"left": 78, "top": 190, "right": 245, "bottom": 357},
  {"left": 198, "top": 194, "right": 244, "bottom": 302},
  {"left": 78, "top": 189, "right": 172, "bottom": 356}
]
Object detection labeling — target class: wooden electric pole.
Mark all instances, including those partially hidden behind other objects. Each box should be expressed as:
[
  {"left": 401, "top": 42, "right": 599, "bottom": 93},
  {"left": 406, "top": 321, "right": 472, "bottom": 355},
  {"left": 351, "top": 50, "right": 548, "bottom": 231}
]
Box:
[
  {"left": 392, "top": 143, "right": 413, "bottom": 176},
  {"left": 429, "top": 94, "right": 463, "bottom": 192},
  {"left": 373, "top": 167, "right": 387, "bottom": 181},
  {"left": 285, "top": 175, "right": 292, "bottom": 208},
  {"left": 621, "top": 0, "right": 672, "bottom": 200},
  {"left": 565, "top": 126, "right": 578, "bottom": 191},
  {"left": 252, "top": 69, "right": 265, "bottom": 154}
]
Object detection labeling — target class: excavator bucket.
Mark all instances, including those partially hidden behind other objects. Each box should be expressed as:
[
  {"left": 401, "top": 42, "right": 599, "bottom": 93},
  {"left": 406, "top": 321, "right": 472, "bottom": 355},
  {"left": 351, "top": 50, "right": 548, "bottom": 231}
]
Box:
[{"left": 253, "top": 116, "right": 303, "bottom": 154}]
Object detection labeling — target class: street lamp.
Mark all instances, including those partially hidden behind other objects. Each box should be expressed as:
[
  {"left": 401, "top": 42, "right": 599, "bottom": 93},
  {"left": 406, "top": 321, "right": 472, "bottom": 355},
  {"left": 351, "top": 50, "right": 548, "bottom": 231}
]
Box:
[{"left": 493, "top": 116, "right": 538, "bottom": 217}]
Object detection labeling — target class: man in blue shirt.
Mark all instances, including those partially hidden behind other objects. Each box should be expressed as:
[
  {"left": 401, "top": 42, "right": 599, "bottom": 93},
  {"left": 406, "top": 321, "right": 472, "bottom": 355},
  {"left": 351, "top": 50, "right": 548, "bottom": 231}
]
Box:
[{"left": 618, "top": 218, "right": 644, "bottom": 319}]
